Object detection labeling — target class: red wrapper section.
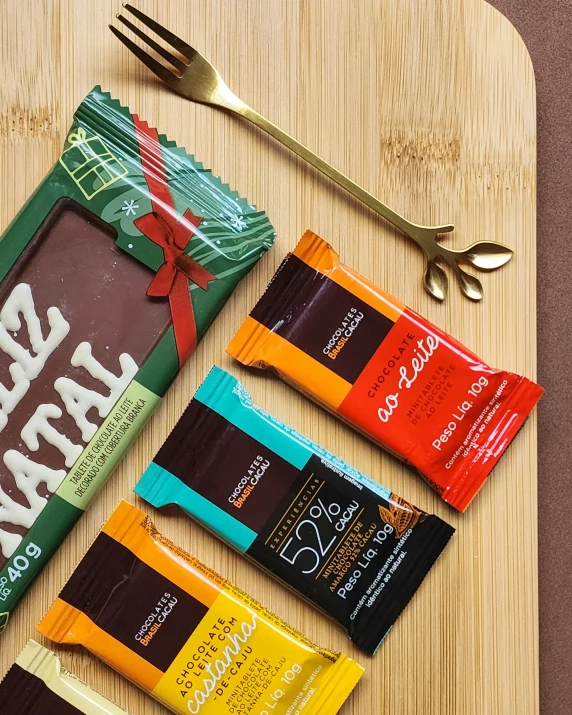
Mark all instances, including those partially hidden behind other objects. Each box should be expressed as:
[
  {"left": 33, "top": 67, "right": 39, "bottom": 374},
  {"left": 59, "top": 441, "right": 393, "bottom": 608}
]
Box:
[{"left": 227, "top": 230, "right": 543, "bottom": 511}]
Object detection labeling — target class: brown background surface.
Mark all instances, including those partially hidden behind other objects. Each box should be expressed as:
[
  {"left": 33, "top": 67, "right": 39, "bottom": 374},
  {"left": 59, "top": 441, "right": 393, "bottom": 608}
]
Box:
[{"left": 487, "top": 2, "right": 572, "bottom": 713}]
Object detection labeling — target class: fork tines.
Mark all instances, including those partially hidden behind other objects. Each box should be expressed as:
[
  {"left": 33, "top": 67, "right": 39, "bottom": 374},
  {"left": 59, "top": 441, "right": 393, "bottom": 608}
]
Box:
[{"left": 110, "top": 4, "right": 193, "bottom": 84}]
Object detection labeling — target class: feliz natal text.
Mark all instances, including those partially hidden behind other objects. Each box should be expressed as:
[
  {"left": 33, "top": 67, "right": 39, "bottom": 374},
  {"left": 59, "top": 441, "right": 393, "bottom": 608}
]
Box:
[{"left": 0, "top": 283, "right": 138, "bottom": 560}]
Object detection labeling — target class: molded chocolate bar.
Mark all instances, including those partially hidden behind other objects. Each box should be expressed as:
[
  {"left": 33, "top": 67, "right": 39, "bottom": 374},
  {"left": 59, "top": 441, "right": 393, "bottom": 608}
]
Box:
[{"left": 0, "top": 197, "right": 170, "bottom": 567}]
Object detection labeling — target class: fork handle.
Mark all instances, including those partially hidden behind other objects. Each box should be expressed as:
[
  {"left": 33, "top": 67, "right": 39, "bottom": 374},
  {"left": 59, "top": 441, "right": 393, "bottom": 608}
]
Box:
[{"left": 238, "top": 104, "right": 432, "bottom": 245}]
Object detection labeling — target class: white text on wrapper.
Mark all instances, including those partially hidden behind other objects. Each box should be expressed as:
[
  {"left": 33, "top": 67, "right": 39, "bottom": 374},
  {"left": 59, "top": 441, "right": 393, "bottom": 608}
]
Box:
[{"left": 0, "top": 282, "right": 137, "bottom": 560}]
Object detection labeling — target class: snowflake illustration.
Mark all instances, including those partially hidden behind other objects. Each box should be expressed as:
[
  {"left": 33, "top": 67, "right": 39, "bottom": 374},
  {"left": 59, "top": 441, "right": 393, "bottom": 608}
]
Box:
[
  {"left": 121, "top": 199, "right": 140, "bottom": 217},
  {"left": 229, "top": 214, "right": 247, "bottom": 231}
]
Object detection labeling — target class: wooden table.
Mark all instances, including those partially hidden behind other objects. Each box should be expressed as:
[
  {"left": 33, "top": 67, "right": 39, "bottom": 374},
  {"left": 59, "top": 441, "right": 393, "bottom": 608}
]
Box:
[{"left": 0, "top": 1, "right": 538, "bottom": 713}]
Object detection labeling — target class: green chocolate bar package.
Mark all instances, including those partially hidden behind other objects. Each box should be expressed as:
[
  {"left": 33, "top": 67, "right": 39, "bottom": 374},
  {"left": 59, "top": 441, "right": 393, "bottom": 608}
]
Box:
[{"left": 0, "top": 86, "right": 275, "bottom": 634}]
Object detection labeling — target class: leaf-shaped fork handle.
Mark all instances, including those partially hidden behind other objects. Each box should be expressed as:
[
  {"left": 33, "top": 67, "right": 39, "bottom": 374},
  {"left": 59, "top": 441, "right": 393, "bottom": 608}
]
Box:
[
  {"left": 237, "top": 105, "right": 513, "bottom": 300},
  {"left": 236, "top": 105, "right": 512, "bottom": 301},
  {"left": 112, "top": 4, "right": 514, "bottom": 301}
]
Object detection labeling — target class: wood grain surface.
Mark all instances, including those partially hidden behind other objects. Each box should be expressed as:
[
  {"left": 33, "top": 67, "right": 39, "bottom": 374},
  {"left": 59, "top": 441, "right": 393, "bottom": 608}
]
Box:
[{"left": 0, "top": 1, "right": 538, "bottom": 713}]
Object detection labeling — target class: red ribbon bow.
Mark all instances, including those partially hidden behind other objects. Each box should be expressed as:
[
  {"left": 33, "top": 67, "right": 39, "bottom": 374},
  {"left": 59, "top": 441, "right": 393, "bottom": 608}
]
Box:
[{"left": 133, "top": 117, "right": 215, "bottom": 366}]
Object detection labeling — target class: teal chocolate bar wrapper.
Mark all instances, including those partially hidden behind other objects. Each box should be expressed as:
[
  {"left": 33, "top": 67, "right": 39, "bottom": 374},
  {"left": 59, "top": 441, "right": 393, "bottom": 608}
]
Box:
[
  {"left": 0, "top": 88, "right": 275, "bottom": 634},
  {"left": 135, "top": 366, "right": 455, "bottom": 655}
]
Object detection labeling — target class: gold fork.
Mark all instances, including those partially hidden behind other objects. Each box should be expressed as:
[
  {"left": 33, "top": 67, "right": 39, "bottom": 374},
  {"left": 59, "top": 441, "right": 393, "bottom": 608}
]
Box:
[{"left": 110, "top": 3, "right": 513, "bottom": 301}]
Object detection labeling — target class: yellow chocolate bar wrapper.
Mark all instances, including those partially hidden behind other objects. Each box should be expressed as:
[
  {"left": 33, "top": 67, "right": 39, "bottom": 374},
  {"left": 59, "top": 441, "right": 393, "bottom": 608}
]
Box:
[
  {"left": 38, "top": 500, "right": 364, "bottom": 715},
  {"left": 0, "top": 639, "right": 128, "bottom": 714}
]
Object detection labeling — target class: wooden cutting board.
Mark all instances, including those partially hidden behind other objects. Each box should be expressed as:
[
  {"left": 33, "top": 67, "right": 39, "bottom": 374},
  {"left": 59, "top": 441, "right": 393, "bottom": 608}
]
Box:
[{"left": 0, "top": 0, "right": 537, "bottom": 713}]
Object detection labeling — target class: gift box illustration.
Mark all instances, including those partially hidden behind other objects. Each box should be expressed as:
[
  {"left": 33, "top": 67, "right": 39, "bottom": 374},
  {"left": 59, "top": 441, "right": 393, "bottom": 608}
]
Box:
[{"left": 59, "top": 126, "right": 128, "bottom": 199}]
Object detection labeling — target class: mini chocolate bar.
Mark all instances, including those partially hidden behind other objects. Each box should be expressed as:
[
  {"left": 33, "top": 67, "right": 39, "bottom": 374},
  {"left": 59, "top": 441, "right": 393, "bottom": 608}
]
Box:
[
  {"left": 39, "top": 500, "right": 364, "bottom": 715},
  {"left": 227, "top": 231, "right": 543, "bottom": 512},
  {"left": 134, "top": 367, "right": 454, "bottom": 655},
  {"left": 0, "top": 87, "right": 275, "bottom": 633},
  {"left": 0, "top": 640, "right": 128, "bottom": 714}
]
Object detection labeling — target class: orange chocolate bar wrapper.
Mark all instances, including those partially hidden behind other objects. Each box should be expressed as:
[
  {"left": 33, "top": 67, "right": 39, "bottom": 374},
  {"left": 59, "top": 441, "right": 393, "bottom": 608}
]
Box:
[
  {"left": 227, "top": 230, "right": 543, "bottom": 512},
  {"left": 38, "top": 500, "right": 363, "bottom": 715}
]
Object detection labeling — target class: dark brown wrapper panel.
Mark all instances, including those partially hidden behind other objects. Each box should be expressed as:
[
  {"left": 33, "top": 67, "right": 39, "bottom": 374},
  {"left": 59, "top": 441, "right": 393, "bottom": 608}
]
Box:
[
  {"left": 0, "top": 664, "right": 82, "bottom": 715},
  {"left": 0, "top": 640, "right": 129, "bottom": 714}
]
